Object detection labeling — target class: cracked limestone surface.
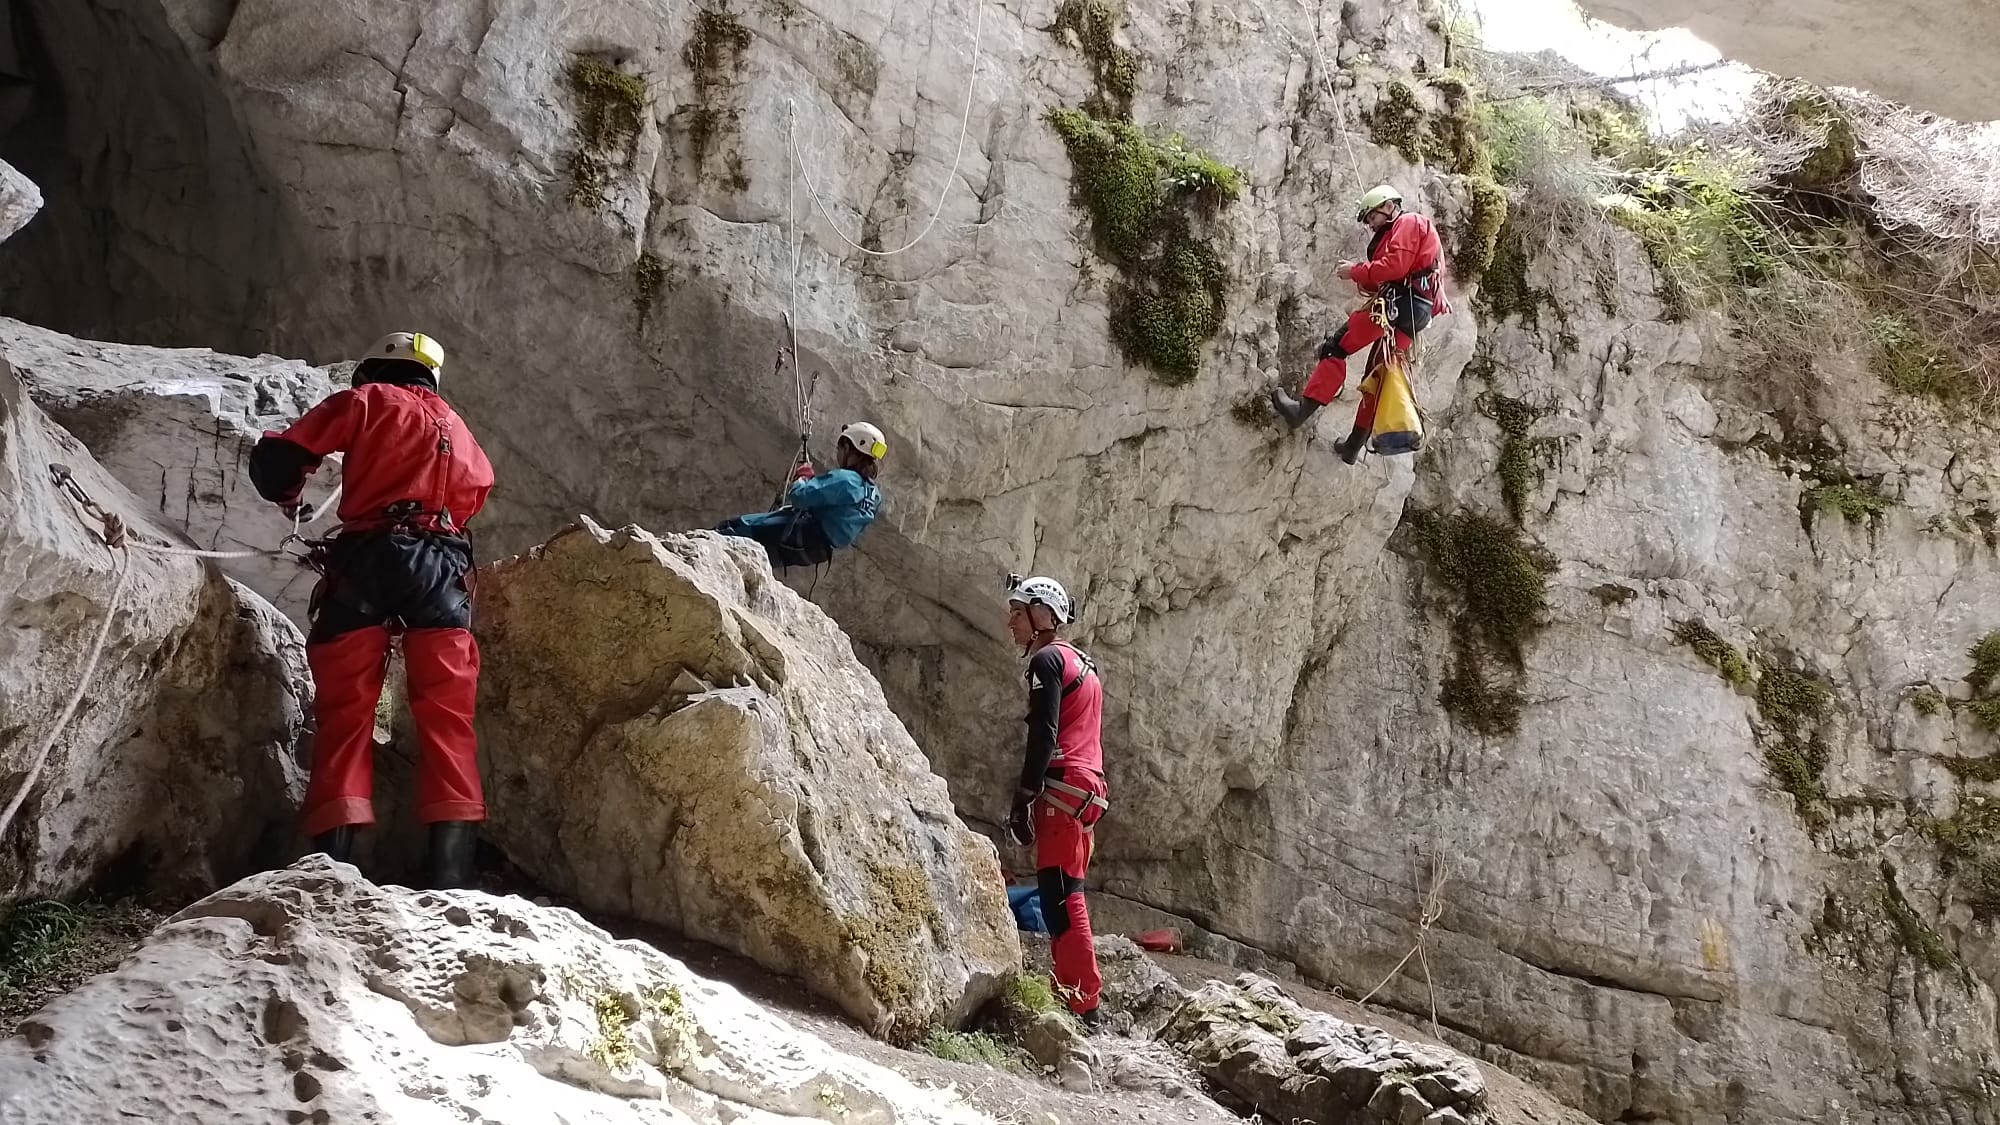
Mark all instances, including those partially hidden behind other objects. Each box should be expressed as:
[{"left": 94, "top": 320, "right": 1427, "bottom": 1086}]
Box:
[
  {"left": 0, "top": 355, "right": 308, "bottom": 902},
  {"left": 0, "top": 856, "right": 1003, "bottom": 1125},
  {"left": 471, "top": 517, "right": 1020, "bottom": 1040},
  {"left": 0, "top": 317, "right": 344, "bottom": 625}
]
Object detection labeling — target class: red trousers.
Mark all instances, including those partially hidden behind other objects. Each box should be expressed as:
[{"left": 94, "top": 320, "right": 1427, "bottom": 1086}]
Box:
[
  {"left": 300, "top": 626, "right": 485, "bottom": 837},
  {"left": 1302, "top": 306, "right": 1412, "bottom": 414},
  {"left": 1035, "top": 769, "right": 1107, "bottom": 1015}
]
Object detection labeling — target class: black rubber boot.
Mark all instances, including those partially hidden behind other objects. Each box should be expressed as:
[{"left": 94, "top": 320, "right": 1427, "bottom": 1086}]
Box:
[
  {"left": 1269, "top": 388, "right": 1321, "bottom": 430},
  {"left": 1078, "top": 1006, "right": 1104, "bottom": 1031},
  {"left": 312, "top": 825, "right": 357, "bottom": 864},
  {"left": 428, "top": 821, "right": 479, "bottom": 890},
  {"left": 1333, "top": 427, "right": 1369, "bottom": 465}
]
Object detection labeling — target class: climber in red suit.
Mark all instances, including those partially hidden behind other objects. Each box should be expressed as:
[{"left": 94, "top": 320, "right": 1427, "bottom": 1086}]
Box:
[
  {"left": 249, "top": 332, "right": 495, "bottom": 889},
  {"left": 1271, "top": 184, "right": 1450, "bottom": 462},
  {"left": 1003, "top": 574, "right": 1110, "bottom": 1027}
]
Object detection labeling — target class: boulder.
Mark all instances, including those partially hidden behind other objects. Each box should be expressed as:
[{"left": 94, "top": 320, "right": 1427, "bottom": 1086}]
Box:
[
  {"left": 0, "top": 856, "right": 1000, "bottom": 1124},
  {"left": 471, "top": 517, "right": 1019, "bottom": 1040},
  {"left": 1161, "top": 974, "right": 1490, "bottom": 1125},
  {"left": 0, "top": 317, "right": 343, "bottom": 625},
  {"left": 0, "top": 160, "right": 38, "bottom": 244},
  {"left": 0, "top": 356, "right": 308, "bottom": 901}
]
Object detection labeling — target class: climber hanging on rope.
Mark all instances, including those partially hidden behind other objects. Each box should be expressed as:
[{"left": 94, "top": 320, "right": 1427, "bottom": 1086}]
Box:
[
  {"left": 1002, "top": 573, "right": 1109, "bottom": 1028},
  {"left": 1270, "top": 184, "right": 1449, "bottom": 462},
  {"left": 248, "top": 331, "right": 495, "bottom": 890},
  {"left": 715, "top": 421, "right": 886, "bottom": 571}
]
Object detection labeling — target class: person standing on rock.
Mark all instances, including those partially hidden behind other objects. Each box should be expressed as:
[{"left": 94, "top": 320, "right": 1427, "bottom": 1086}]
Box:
[
  {"left": 248, "top": 331, "right": 495, "bottom": 889},
  {"left": 715, "top": 421, "right": 886, "bottom": 571},
  {"left": 1003, "top": 574, "right": 1110, "bottom": 1027},
  {"left": 1269, "top": 184, "right": 1449, "bottom": 461}
]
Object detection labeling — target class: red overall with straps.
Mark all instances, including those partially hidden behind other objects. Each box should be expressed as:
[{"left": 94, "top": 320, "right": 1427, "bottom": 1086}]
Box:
[
  {"left": 1033, "top": 640, "right": 1107, "bottom": 1016},
  {"left": 1303, "top": 210, "right": 1448, "bottom": 410},
  {"left": 253, "top": 381, "right": 494, "bottom": 837}
]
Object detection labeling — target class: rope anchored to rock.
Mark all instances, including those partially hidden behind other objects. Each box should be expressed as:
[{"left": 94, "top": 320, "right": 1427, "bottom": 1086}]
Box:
[{"left": 0, "top": 464, "right": 336, "bottom": 843}]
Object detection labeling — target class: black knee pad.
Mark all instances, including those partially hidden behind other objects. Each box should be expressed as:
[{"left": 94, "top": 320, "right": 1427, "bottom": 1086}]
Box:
[
  {"left": 1038, "top": 867, "right": 1072, "bottom": 939},
  {"left": 1317, "top": 334, "right": 1349, "bottom": 361}
]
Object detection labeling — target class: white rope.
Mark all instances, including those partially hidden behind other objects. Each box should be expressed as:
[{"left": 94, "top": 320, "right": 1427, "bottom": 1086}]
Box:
[
  {"left": 785, "top": 0, "right": 985, "bottom": 258},
  {"left": 0, "top": 547, "right": 134, "bottom": 842}
]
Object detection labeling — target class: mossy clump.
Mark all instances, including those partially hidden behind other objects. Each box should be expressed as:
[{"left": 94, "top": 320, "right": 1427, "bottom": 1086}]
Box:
[
  {"left": 1485, "top": 393, "right": 1550, "bottom": 524},
  {"left": 1778, "top": 90, "right": 1859, "bottom": 193},
  {"left": 1940, "top": 755, "right": 2000, "bottom": 783},
  {"left": 566, "top": 57, "right": 648, "bottom": 207},
  {"left": 1922, "top": 797, "right": 2000, "bottom": 920},
  {"left": 1409, "top": 509, "right": 1550, "bottom": 657},
  {"left": 1368, "top": 81, "right": 1427, "bottom": 165},
  {"left": 842, "top": 863, "right": 944, "bottom": 1042},
  {"left": 1476, "top": 225, "right": 1548, "bottom": 327},
  {"left": 1439, "top": 647, "right": 1520, "bottom": 736},
  {"left": 1968, "top": 631, "right": 2000, "bottom": 694},
  {"left": 1045, "top": 108, "right": 1241, "bottom": 385},
  {"left": 1972, "top": 698, "right": 2000, "bottom": 733},
  {"left": 1052, "top": 0, "right": 1137, "bottom": 118},
  {"left": 682, "top": 10, "right": 754, "bottom": 167},
  {"left": 1671, "top": 619, "right": 1752, "bottom": 689},
  {"left": 919, "top": 1028, "right": 1020, "bottom": 1068},
  {"left": 634, "top": 252, "right": 668, "bottom": 322},
  {"left": 1879, "top": 863, "right": 1961, "bottom": 975},
  {"left": 1913, "top": 685, "right": 1947, "bottom": 717},
  {"left": 1753, "top": 659, "right": 1835, "bottom": 830},
  {"left": 1407, "top": 508, "right": 1553, "bottom": 736},
  {"left": 1422, "top": 72, "right": 1490, "bottom": 177},
  {"left": 1802, "top": 481, "right": 1890, "bottom": 528},
  {"left": 1453, "top": 176, "right": 1508, "bottom": 284}
]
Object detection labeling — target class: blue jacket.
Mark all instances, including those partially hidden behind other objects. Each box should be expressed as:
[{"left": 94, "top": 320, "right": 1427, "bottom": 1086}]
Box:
[{"left": 738, "top": 469, "right": 881, "bottom": 548}]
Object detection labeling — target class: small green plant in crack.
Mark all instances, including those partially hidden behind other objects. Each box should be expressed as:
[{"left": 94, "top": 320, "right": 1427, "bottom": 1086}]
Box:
[
  {"left": 633, "top": 252, "right": 668, "bottom": 323},
  {"left": 1671, "top": 619, "right": 1752, "bottom": 689},
  {"left": 1052, "top": 0, "right": 1137, "bottom": 118},
  {"left": 1879, "top": 862, "right": 1963, "bottom": 976},
  {"left": 918, "top": 1028, "right": 1020, "bottom": 1068},
  {"left": 1802, "top": 481, "right": 1890, "bottom": 528},
  {"left": 1912, "top": 685, "right": 1946, "bottom": 717},
  {"left": 591, "top": 992, "right": 638, "bottom": 1071},
  {"left": 1752, "top": 657, "right": 1836, "bottom": 830},
  {"left": 566, "top": 57, "right": 648, "bottom": 207},
  {"left": 1484, "top": 393, "right": 1551, "bottom": 523}
]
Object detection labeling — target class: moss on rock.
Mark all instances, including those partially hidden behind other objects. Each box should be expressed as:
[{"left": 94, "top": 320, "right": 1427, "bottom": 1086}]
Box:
[
  {"left": 1485, "top": 393, "right": 1550, "bottom": 523},
  {"left": 1407, "top": 508, "right": 1553, "bottom": 736},
  {"left": 1476, "top": 224, "right": 1548, "bottom": 327},
  {"left": 1052, "top": 0, "right": 1137, "bottom": 118},
  {"left": 1045, "top": 108, "right": 1241, "bottom": 385},
  {"left": 1368, "top": 81, "right": 1427, "bottom": 165},
  {"left": 1671, "top": 619, "right": 1752, "bottom": 689},
  {"left": 565, "top": 57, "right": 649, "bottom": 207},
  {"left": 1453, "top": 176, "right": 1508, "bottom": 284}
]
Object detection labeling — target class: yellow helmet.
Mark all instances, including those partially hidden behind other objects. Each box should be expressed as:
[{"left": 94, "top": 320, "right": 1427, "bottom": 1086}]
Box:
[{"left": 366, "top": 332, "right": 446, "bottom": 378}]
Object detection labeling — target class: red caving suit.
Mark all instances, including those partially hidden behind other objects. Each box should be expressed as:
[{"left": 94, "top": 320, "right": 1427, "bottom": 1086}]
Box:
[{"left": 1020, "top": 639, "right": 1109, "bottom": 1016}]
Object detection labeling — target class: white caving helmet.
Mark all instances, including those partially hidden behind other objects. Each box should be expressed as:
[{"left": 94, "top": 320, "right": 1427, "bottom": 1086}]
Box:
[
  {"left": 365, "top": 331, "right": 446, "bottom": 382},
  {"left": 838, "top": 421, "right": 888, "bottom": 460},
  {"left": 1006, "top": 573, "right": 1074, "bottom": 627}
]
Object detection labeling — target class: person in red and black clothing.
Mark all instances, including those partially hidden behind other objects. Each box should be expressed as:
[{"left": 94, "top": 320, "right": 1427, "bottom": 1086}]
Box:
[
  {"left": 1271, "top": 184, "right": 1450, "bottom": 462},
  {"left": 249, "top": 332, "right": 495, "bottom": 889},
  {"left": 1003, "top": 573, "right": 1110, "bottom": 1027}
]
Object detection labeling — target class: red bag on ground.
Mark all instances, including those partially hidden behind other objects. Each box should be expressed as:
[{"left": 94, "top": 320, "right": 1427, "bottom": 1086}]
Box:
[{"left": 1134, "top": 928, "right": 1182, "bottom": 953}]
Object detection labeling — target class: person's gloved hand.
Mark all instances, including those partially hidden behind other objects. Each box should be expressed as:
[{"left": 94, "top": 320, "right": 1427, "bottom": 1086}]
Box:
[
  {"left": 1006, "top": 788, "right": 1037, "bottom": 847},
  {"left": 279, "top": 500, "right": 315, "bottom": 523}
]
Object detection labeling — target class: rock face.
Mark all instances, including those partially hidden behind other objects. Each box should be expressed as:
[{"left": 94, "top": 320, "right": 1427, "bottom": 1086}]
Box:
[
  {"left": 0, "top": 160, "right": 38, "bottom": 244},
  {"left": 1162, "top": 974, "right": 1491, "bottom": 1125},
  {"left": 1577, "top": 0, "right": 1998, "bottom": 125},
  {"left": 0, "top": 856, "right": 1001, "bottom": 1124},
  {"left": 4, "top": 0, "right": 1999, "bottom": 1121},
  {"left": 471, "top": 517, "right": 1019, "bottom": 1039},
  {"left": 0, "top": 356, "right": 308, "bottom": 902},
  {"left": 0, "top": 317, "right": 344, "bottom": 625}
]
